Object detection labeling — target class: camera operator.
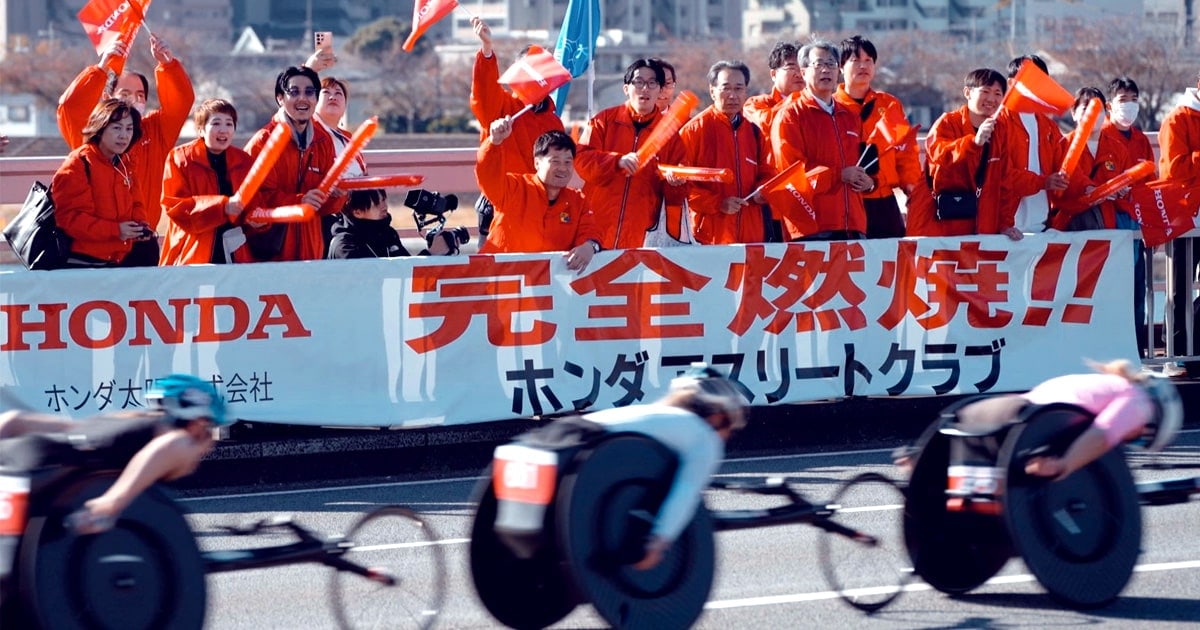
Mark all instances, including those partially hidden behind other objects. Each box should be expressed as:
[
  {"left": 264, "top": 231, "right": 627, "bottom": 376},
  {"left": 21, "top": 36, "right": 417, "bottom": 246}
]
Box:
[
  {"left": 477, "top": 120, "right": 603, "bottom": 273},
  {"left": 327, "top": 189, "right": 453, "bottom": 259}
]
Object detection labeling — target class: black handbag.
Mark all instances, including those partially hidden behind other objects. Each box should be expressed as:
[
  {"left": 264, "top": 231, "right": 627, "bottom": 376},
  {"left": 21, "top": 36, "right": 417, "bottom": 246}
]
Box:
[
  {"left": 935, "top": 143, "right": 990, "bottom": 221},
  {"left": 2, "top": 181, "right": 72, "bottom": 270}
]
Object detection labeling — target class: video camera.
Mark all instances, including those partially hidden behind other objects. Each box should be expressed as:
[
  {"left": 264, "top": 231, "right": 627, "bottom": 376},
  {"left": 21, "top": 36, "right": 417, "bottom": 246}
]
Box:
[{"left": 403, "top": 189, "right": 469, "bottom": 255}]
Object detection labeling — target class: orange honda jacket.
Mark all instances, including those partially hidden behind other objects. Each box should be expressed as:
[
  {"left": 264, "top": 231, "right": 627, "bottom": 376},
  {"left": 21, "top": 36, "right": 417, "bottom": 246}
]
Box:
[
  {"left": 160, "top": 139, "right": 272, "bottom": 265},
  {"left": 833, "top": 86, "right": 923, "bottom": 199},
  {"left": 476, "top": 138, "right": 600, "bottom": 253},
  {"left": 679, "top": 106, "right": 774, "bottom": 244},
  {"left": 470, "top": 51, "right": 564, "bottom": 177},
  {"left": 575, "top": 103, "right": 687, "bottom": 250},
  {"left": 244, "top": 113, "right": 346, "bottom": 261},
  {"left": 58, "top": 59, "right": 195, "bottom": 230},
  {"left": 742, "top": 86, "right": 790, "bottom": 136},
  {"left": 1048, "top": 130, "right": 1133, "bottom": 231},
  {"left": 769, "top": 91, "right": 866, "bottom": 238},
  {"left": 920, "top": 106, "right": 1013, "bottom": 237},
  {"left": 51, "top": 144, "right": 145, "bottom": 263},
  {"left": 995, "top": 108, "right": 1068, "bottom": 223},
  {"left": 1157, "top": 96, "right": 1200, "bottom": 187}
]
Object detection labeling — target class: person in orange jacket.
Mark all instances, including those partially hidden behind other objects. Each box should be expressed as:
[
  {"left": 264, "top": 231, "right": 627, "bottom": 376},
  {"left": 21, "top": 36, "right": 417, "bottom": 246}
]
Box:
[
  {"left": 469, "top": 17, "right": 564, "bottom": 242},
  {"left": 160, "top": 99, "right": 274, "bottom": 265},
  {"left": 575, "top": 59, "right": 688, "bottom": 250},
  {"left": 1157, "top": 73, "right": 1200, "bottom": 373},
  {"left": 835, "top": 35, "right": 925, "bottom": 239},
  {"left": 769, "top": 41, "right": 872, "bottom": 241},
  {"left": 52, "top": 99, "right": 156, "bottom": 268},
  {"left": 743, "top": 42, "right": 803, "bottom": 132},
  {"left": 1048, "top": 88, "right": 1133, "bottom": 232},
  {"left": 58, "top": 33, "right": 194, "bottom": 238},
  {"left": 920, "top": 69, "right": 1023, "bottom": 239},
  {"left": 477, "top": 121, "right": 602, "bottom": 273},
  {"left": 1105, "top": 76, "right": 1156, "bottom": 356},
  {"left": 995, "top": 55, "right": 1071, "bottom": 233},
  {"left": 679, "top": 60, "right": 773, "bottom": 244},
  {"left": 243, "top": 66, "right": 346, "bottom": 262}
]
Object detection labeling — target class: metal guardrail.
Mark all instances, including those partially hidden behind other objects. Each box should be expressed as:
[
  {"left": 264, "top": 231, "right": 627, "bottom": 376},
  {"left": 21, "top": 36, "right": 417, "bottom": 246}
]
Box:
[{"left": 0, "top": 147, "right": 481, "bottom": 206}]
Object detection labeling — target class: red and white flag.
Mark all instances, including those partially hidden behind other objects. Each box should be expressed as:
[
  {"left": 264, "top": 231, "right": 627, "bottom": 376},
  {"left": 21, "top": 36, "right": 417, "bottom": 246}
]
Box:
[
  {"left": 1131, "top": 180, "right": 1200, "bottom": 247},
  {"left": 403, "top": 0, "right": 458, "bottom": 52},
  {"left": 497, "top": 46, "right": 572, "bottom": 106},
  {"left": 760, "top": 163, "right": 830, "bottom": 236},
  {"left": 1002, "top": 59, "right": 1073, "bottom": 117},
  {"left": 77, "top": 0, "right": 145, "bottom": 54},
  {"left": 865, "top": 103, "right": 913, "bottom": 150}
]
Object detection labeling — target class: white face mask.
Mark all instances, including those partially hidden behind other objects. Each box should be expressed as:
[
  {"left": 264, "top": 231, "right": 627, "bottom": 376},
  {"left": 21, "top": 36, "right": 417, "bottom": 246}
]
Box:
[{"left": 1111, "top": 101, "right": 1139, "bottom": 127}]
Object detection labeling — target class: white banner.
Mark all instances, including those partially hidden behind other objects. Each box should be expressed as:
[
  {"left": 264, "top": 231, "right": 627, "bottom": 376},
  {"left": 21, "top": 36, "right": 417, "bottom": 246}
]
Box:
[{"left": 0, "top": 232, "right": 1137, "bottom": 427}]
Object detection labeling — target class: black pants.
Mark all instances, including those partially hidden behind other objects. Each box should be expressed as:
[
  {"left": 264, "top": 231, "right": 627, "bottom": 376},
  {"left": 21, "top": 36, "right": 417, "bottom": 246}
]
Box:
[
  {"left": 795, "top": 230, "right": 866, "bottom": 242},
  {"left": 863, "top": 195, "right": 906, "bottom": 239}
]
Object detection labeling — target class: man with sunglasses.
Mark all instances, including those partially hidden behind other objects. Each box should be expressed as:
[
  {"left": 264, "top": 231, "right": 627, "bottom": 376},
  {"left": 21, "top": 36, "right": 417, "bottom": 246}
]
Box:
[{"left": 242, "top": 66, "right": 346, "bottom": 261}]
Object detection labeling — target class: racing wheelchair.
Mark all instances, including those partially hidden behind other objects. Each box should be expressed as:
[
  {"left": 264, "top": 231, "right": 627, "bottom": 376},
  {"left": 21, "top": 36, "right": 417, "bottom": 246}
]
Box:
[
  {"left": 903, "top": 394, "right": 1199, "bottom": 608},
  {"left": 469, "top": 429, "right": 911, "bottom": 629},
  {"left": 0, "top": 463, "right": 446, "bottom": 629}
]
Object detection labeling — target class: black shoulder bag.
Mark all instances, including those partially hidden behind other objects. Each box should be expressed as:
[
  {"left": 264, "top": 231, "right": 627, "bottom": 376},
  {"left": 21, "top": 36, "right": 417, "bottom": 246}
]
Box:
[
  {"left": 935, "top": 143, "right": 990, "bottom": 221},
  {"left": 2, "top": 159, "right": 90, "bottom": 270}
]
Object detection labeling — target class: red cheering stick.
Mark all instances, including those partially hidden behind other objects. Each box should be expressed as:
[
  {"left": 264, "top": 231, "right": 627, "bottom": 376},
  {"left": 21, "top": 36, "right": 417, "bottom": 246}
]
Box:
[
  {"left": 1059, "top": 97, "right": 1103, "bottom": 178},
  {"left": 338, "top": 174, "right": 426, "bottom": 190},
  {"left": 236, "top": 124, "right": 290, "bottom": 204},
  {"left": 246, "top": 204, "right": 316, "bottom": 223},
  {"left": 1078, "top": 160, "right": 1156, "bottom": 207},
  {"left": 635, "top": 90, "right": 700, "bottom": 169},
  {"left": 657, "top": 165, "right": 733, "bottom": 184}
]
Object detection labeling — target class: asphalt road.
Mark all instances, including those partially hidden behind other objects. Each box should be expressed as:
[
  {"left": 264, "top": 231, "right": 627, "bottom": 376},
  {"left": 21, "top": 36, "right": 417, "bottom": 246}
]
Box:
[{"left": 179, "top": 429, "right": 1200, "bottom": 629}]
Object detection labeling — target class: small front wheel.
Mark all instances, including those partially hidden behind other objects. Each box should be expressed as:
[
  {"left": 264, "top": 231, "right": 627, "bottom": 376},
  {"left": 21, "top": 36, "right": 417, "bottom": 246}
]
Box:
[
  {"left": 817, "top": 472, "right": 911, "bottom": 613},
  {"left": 329, "top": 506, "right": 446, "bottom": 629}
]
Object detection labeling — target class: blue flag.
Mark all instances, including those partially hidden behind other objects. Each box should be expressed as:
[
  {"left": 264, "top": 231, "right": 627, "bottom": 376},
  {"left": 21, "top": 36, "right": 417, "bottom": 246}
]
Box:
[{"left": 552, "top": 0, "right": 601, "bottom": 116}]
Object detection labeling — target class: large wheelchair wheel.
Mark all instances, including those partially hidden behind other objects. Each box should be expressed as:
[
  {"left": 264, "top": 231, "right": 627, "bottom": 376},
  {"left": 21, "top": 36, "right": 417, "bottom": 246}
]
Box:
[
  {"left": 469, "top": 481, "right": 578, "bottom": 629},
  {"left": 556, "top": 434, "right": 715, "bottom": 630},
  {"left": 818, "top": 472, "right": 911, "bottom": 613},
  {"left": 999, "top": 408, "right": 1141, "bottom": 608},
  {"left": 904, "top": 428, "right": 1013, "bottom": 594},
  {"left": 17, "top": 473, "right": 206, "bottom": 630},
  {"left": 330, "top": 505, "right": 446, "bottom": 630}
]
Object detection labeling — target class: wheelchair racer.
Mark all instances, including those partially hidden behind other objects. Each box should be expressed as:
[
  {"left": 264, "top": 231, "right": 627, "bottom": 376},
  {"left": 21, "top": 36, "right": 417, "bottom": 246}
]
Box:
[
  {"left": 1020, "top": 360, "right": 1182, "bottom": 480},
  {"left": 0, "top": 374, "right": 229, "bottom": 533},
  {"left": 582, "top": 364, "right": 748, "bottom": 570}
]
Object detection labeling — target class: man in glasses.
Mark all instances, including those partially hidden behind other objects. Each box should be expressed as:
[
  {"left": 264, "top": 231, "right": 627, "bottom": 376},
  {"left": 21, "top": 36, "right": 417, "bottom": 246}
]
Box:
[
  {"left": 575, "top": 59, "right": 688, "bottom": 250},
  {"left": 769, "top": 41, "right": 871, "bottom": 241},
  {"left": 242, "top": 66, "right": 346, "bottom": 261}
]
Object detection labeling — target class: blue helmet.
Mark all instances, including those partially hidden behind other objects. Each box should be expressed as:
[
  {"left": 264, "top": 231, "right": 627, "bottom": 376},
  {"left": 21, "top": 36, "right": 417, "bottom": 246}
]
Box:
[{"left": 145, "top": 374, "right": 229, "bottom": 427}]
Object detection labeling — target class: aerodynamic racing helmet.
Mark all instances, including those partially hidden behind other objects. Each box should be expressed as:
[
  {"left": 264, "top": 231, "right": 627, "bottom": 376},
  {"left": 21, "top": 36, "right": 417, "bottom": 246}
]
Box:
[
  {"left": 1135, "top": 375, "right": 1182, "bottom": 452},
  {"left": 669, "top": 363, "right": 750, "bottom": 431},
  {"left": 146, "top": 374, "right": 229, "bottom": 427}
]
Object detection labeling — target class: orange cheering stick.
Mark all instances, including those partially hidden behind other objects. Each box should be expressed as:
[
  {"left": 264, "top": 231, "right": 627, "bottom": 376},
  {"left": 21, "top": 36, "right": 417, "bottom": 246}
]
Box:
[
  {"left": 338, "top": 174, "right": 426, "bottom": 190},
  {"left": 635, "top": 90, "right": 700, "bottom": 169},
  {"left": 656, "top": 165, "right": 733, "bottom": 184},
  {"left": 236, "top": 124, "right": 290, "bottom": 204},
  {"left": 1077, "top": 160, "right": 1156, "bottom": 207},
  {"left": 245, "top": 204, "right": 315, "bottom": 223},
  {"left": 317, "top": 116, "right": 379, "bottom": 193},
  {"left": 1059, "top": 98, "right": 1103, "bottom": 179},
  {"left": 265, "top": 117, "right": 379, "bottom": 222}
]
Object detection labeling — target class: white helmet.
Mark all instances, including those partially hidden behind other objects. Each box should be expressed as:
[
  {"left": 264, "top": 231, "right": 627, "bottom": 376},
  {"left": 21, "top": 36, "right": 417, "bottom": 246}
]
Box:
[
  {"left": 669, "top": 363, "right": 750, "bottom": 431},
  {"left": 1135, "top": 375, "right": 1182, "bottom": 452}
]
